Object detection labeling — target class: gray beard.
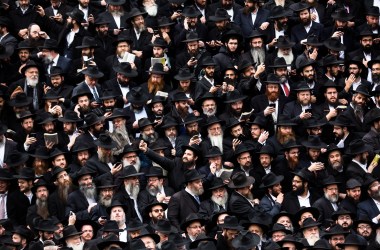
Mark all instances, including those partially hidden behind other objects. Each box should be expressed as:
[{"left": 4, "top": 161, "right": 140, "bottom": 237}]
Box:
[
  {"left": 142, "top": 132, "right": 159, "bottom": 144},
  {"left": 251, "top": 47, "right": 265, "bottom": 64},
  {"left": 27, "top": 77, "right": 39, "bottom": 87},
  {"left": 125, "top": 183, "right": 140, "bottom": 199},
  {"left": 80, "top": 184, "right": 97, "bottom": 201},
  {"left": 36, "top": 198, "right": 50, "bottom": 219},
  {"left": 110, "top": 10, "right": 124, "bottom": 16},
  {"left": 324, "top": 193, "right": 338, "bottom": 203},
  {"left": 67, "top": 242, "right": 84, "bottom": 250},
  {"left": 203, "top": 108, "right": 216, "bottom": 117},
  {"left": 146, "top": 184, "right": 163, "bottom": 196},
  {"left": 123, "top": 157, "right": 141, "bottom": 172},
  {"left": 277, "top": 50, "right": 294, "bottom": 65},
  {"left": 305, "top": 235, "right": 319, "bottom": 246},
  {"left": 145, "top": 5, "right": 158, "bottom": 16},
  {"left": 98, "top": 151, "right": 114, "bottom": 164},
  {"left": 99, "top": 195, "right": 112, "bottom": 207},
  {"left": 211, "top": 193, "right": 228, "bottom": 206},
  {"left": 209, "top": 134, "right": 223, "bottom": 153}
]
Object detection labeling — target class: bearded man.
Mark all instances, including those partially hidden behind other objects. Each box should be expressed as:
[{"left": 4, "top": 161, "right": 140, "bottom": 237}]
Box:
[
  {"left": 98, "top": 0, "right": 126, "bottom": 34},
  {"left": 138, "top": 118, "right": 159, "bottom": 145},
  {"left": 67, "top": 167, "right": 97, "bottom": 221},
  {"left": 137, "top": 167, "right": 174, "bottom": 217},
  {"left": 63, "top": 225, "right": 85, "bottom": 250},
  {"left": 346, "top": 139, "right": 375, "bottom": 184},
  {"left": 26, "top": 179, "right": 51, "bottom": 230},
  {"left": 312, "top": 176, "right": 340, "bottom": 228},
  {"left": 266, "top": 115, "right": 296, "bottom": 156},
  {"left": 142, "top": 63, "right": 171, "bottom": 98},
  {"left": 106, "top": 108, "right": 132, "bottom": 155},
  {"left": 89, "top": 178, "right": 116, "bottom": 225},
  {"left": 202, "top": 116, "right": 224, "bottom": 154},
  {"left": 199, "top": 178, "right": 228, "bottom": 220},
  {"left": 300, "top": 218, "right": 321, "bottom": 247},
  {"left": 113, "top": 167, "right": 144, "bottom": 222},
  {"left": 48, "top": 168, "right": 74, "bottom": 221},
  {"left": 108, "top": 201, "right": 128, "bottom": 242}
]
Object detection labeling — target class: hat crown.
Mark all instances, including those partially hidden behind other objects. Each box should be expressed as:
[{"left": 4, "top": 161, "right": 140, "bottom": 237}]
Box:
[
  {"left": 97, "top": 134, "right": 114, "bottom": 146},
  {"left": 80, "top": 36, "right": 98, "bottom": 47},
  {"left": 183, "top": 6, "right": 200, "bottom": 17},
  {"left": 103, "top": 220, "right": 120, "bottom": 231},
  {"left": 177, "top": 67, "right": 192, "bottom": 78},
  {"left": 214, "top": 8, "right": 229, "bottom": 17},
  {"left": 185, "top": 30, "right": 199, "bottom": 41},
  {"left": 184, "top": 169, "right": 203, "bottom": 182},
  {"left": 138, "top": 117, "right": 153, "bottom": 129},
  {"left": 63, "top": 110, "right": 81, "bottom": 121},
  {"left": 49, "top": 66, "right": 63, "bottom": 76},
  {"left": 273, "top": 57, "right": 288, "bottom": 66},
  {"left": 348, "top": 139, "right": 367, "bottom": 153},
  {"left": 42, "top": 39, "right": 58, "bottom": 49},
  {"left": 223, "top": 216, "right": 240, "bottom": 228},
  {"left": 231, "top": 172, "right": 253, "bottom": 187},
  {"left": 15, "top": 167, "right": 34, "bottom": 178},
  {"left": 146, "top": 166, "right": 164, "bottom": 176},
  {"left": 266, "top": 73, "right": 280, "bottom": 83},
  {"left": 156, "top": 219, "right": 171, "bottom": 231},
  {"left": 276, "top": 35, "right": 292, "bottom": 47},
  {"left": 62, "top": 225, "right": 80, "bottom": 238}
]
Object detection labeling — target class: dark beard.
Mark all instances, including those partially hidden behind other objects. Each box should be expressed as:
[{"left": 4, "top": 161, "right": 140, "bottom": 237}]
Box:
[
  {"left": 363, "top": 45, "right": 372, "bottom": 54},
  {"left": 182, "top": 160, "right": 195, "bottom": 169},
  {"left": 36, "top": 198, "right": 50, "bottom": 219},
  {"left": 293, "top": 185, "right": 305, "bottom": 196},
  {"left": 276, "top": 132, "right": 295, "bottom": 145},
  {"left": 288, "top": 156, "right": 299, "bottom": 170},
  {"left": 142, "top": 132, "right": 159, "bottom": 144},
  {"left": 177, "top": 106, "right": 189, "bottom": 119},
  {"left": 373, "top": 73, "right": 380, "bottom": 84},
  {"left": 58, "top": 183, "right": 70, "bottom": 204}
]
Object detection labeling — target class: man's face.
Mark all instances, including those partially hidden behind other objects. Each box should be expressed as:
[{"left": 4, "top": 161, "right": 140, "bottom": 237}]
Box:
[
  {"left": 324, "top": 87, "right": 338, "bottom": 104},
  {"left": 132, "top": 15, "right": 145, "bottom": 30},
  {"left": 78, "top": 96, "right": 90, "bottom": 108},
  {"left": 186, "top": 221, "right": 202, "bottom": 238},
  {"left": 208, "top": 123, "right": 222, "bottom": 136},
  {"left": 221, "top": 0, "right": 233, "bottom": 9},
  {"left": 52, "top": 155, "right": 66, "bottom": 168},
  {"left": 231, "top": 100, "right": 243, "bottom": 115},
  {"left": 226, "top": 39, "right": 238, "bottom": 53},
  {"left": 187, "top": 41, "right": 198, "bottom": 55},
  {"left": 179, "top": 80, "right": 191, "bottom": 92},
  {"left": 18, "top": 49, "right": 30, "bottom": 62},
  {"left": 116, "top": 42, "right": 130, "bottom": 57},
  {"left": 50, "top": 75, "right": 64, "bottom": 88},
  {"left": 356, "top": 223, "right": 372, "bottom": 238},
  {"left": 36, "top": 186, "right": 48, "bottom": 200},
  {"left": 208, "top": 156, "right": 222, "bottom": 170},
  {"left": 204, "top": 66, "right": 215, "bottom": 78},
  {"left": 333, "top": 126, "right": 345, "bottom": 139},
  {"left": 302, "top": 66, "right": 315, "bottom": 81},
  {"left": 328, "top": 150, "right": 343, "bottom": 170},
  {"left": 308, "top": 148, "right": 321, "bottom": 161},
  {"left": 79, "top": 0, "right": 89, "bottom": 7},
  {"left": 25, "top": 67, "right": 39, "bottom": 82},
  {"left": 149, "top": 204, "right": 165, "bottom": 221},
  {"left": 152, "top": 102, "right": 164, "bottom": 116},
  {"left": 81, "top": 225, "right": 94, "bottom": 242},
  {"left": 225, "top": 69, "right": 236, "bottom": 80},
  {"left": 28, "top": 25, "right": 41, "bottom": 40},
  {"left": 259, "top": 154, "right": 271, "bottom": 168},
  {"left": 299, "top": 9, "right": 311, "bottom": 25},
  {"left": 237, "top": 152, "right": 252, "bottom": 169},
  {"left": 348, "top": 64, "right": 361, "bottom": 78},
  {"left": 230, "top": 124, "right": 243, "bottom": 138},
  {"left": 277, "top": 216, "right": 293, "bottom": 230},
  {"left": 297, "top": 90, "right": 311, "bottom": 106},
  {"left": 141, "top": 125, "right": 155, "bottom": 137},
  {"left": 56, "top": 171, "right": 70, "bottom": 186},
  {"left": 186, "top": 122, "right": 199, "bottom": 136},
  {"left": 21, "top": 118, "right": 33, "bottom": 133},
  {"left": 110, "top": 206, "right": 126, "bottom": 222},
  {"left": 165, "top": 126, "right": 177, "bottom": 139},
  {"left": 336, "top": 214, "right": 352, "bottom": 229},
  {"left": 41, "top": 231, "right": 54, "bottom": 241},
  {"left": 103, "top": 98, "right": 115, "bottom": 108},
  {"left": 150, "top": 74, "right": 163, "bottom": 84},
  {"left": 303, "top": 226, "right": 320, "bottom": 245},
  {"left": 18, "top": 179, "right": 32, "bottom": 193},
  {"left": 251, "top": 37, "right": 263, "bottom": 49},
  {"left": 85, "top": 75, "right": 98, "bottom": 88},
  {"left": 324, "top": 184, "right": 339, "bottom": 203},
  {"left": 215, "top": 20, "right": 228, "bottom": 30},
  {"left": 286, "top": 148, "right": 299, "bottom": 163},
  {"left": 368, "top": 181, "right": 380, "bottom": 199},
  {"left": 271, "top": 183, "right": 282, "bottom": 196},
  {"left": 360, "top": 36, "right": 373, "bottom": 51},
  {"left": 63, "top": 122, "right": 76, "bottom": 135},
  {"left": 250, "top": 125, "right": 261, "bottom": 139},
  {"left": 96, "top": 24, "right": 109, "bottom": 36},
  {"left": 366, "top": 15, "right": 379, "bottom": 29},
  {"left": 182, "top": 149, "right": 196, "bottom": 164},
  {"left": 292, "top": 176, "right": 304, "bottom": 193},
  {"left": 153, "top": 47, "right": 164, "bottom": 57},
  {"left": 176, "top": 100, "right": 189, "bottom": 113},
  {"left": 346, "top": 187, "right": 361, "bottom": 202},
  {"left": 276, "top": 16, "right": 288, "bottom": 30},
  {"left": 79, "top": 174, "right": 93, "bottom": 189},
  {"left": 202, "top": 99, "right": 216, "bottom": 116},
  {"left": 335, "top": 20, "right": 347, "bottom": 30},
  {"left": 329, "top": 234, "right": 345, "bottom": 250},
  {"left": 352, "top": 93, "right": 367, "bottom": 107},
  {"left": 77, "top": 150, "right": 90, "bottom": 167},
  {"left": 123, "top": 152, "right": 138, "bottom": 165}
]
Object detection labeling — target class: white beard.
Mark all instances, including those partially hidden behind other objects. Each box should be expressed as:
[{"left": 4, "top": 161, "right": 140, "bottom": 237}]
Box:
[
  {"left": 209, "top": 134, "right": 223, "bottom": 153},
  {"left": 67, "top": 242, "right": 84, "bottom": 250},
  {"left": 275, "top": 0, "right": 285, "bottom": 6},
  {"left": 27, "top": 77, "right": 39, "bottom": 87},
  {"left": 305, "top": 235, "right": 319, "bottom": 246},
  {"left": 145, "top": 4, "right": 158, "bottom": 16},
  {"left": 277, "top": 50, "right": 294, "bottom": 65},
  {"left": 211, "top": 193, "right": 228, "bottom": 206},
  {"left": 123, "top": 157, "right": 141, "bottom": 172}
]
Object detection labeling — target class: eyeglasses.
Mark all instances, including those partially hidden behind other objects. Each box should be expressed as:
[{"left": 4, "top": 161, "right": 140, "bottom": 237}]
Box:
[{"left": 357, "top": 225, "right": 372, "bottom": 230}]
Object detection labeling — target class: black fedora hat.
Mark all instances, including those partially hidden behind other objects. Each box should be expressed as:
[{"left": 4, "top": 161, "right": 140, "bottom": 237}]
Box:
[
  {"left": 257, "top": 144, "right": 275, "bottom": 156},
  {"left": 238, "top": 59, "right": 255, "bottom": 73},
  {"left": 61, "top": 225, "right": 82, "bottom": 240},
  {"left": 260, "top": 172, "right": 284, "bottom": 188},
  {"left": 113, "top": 62, "right": 138, "bottom": 77},
  {"left": 151, "top": 37, "right": 167, "bottom": 48},
  {"left": 322, "top": 175, "right": 341, "bottom": 186},
  {"left": 8, "top": 92, "right": 33, "bottom": 108},
  {"left": 269, "top": 57, "right": 290, "bottom": 68},
  {"left": 363, "top": 173, "right": 379, "bottom": 189},
  {"left": 336, "top": 234, "right": 367, "bottom": 248},
  {"left": 204, "top": 115, "right": 224, "bottom": 128},
  {"left": 71, "top": 140, "right": 95, "bottom": 153},
  {"left": 293, "top": 81, "right": 312, "bottom": 91},
  {"left": 174, "top": 67, "right": 194, "bottom": 81},
  {"left": 357, "top": 26, "right": 375, "bottom": 38},
  {"left": 268, "top": 223, "right": 292, "bottom": 236},
  {"left": 181, "top": 30, "right": 200, "bottom": 43},
  {"left": 182, "top": 5, "right": 201, "bottom": 18},
  {"left": 225, "top": 118, "right": 243, "bottom": 131},
  {"left": 224, "top": 90, "right": 247, "bottom": 103},
  {"left": 99, "top": 89, "right": 119, "bottom": 100},
  {"left": 46, "top": 66, "right": 64, "bottom": 77},
  {"left": 49, "top": 148, "right": 67, "bottom": 159},
  {"left": 15, "top": 40, "right": 33, "bottom": 51},
  {"left": 331, "top": 8, "right": 354, "bottom": 21},
  {"left": 157, "top": 16, "right": 175, "bottom": 27},
  {"left": 353, "top": 84, "right": 370, "bottom": 97},
  {"left": 208, "top": 177, "right": 226, "bottom": 190},
  {"left": 278, "top": 235, "right": 304, "bottom": 249},
  {"left": 13, "top": 167, "right": 34, "bottom": 180},
  {"left": 149, "top": 140, "right": 168, "bottom": 151},
  {"left": 292, "top": 168, "right": 311, "bottom": 182},
  {"left": 29, "top": 146, "right": 50, "bottom": 159},
  {"left": 106, "top": 200, "right": 128, "bottom": 215},
  {"left": 304, "top": 34, "right": 323, "bottom": 47},
  {"left": 94, "top": 134, "right": 117, "bottom": 149},
  {"left": 264, "top": 73, "right": 281, "bottom": 84},
  {"left": 121, "top": 143, "right": 139, "bottom": 155},
  {"left": 160, "top": 115, "right": 179, "bottom": 129},
  {"left": 304, "top": 117, "right": 326, "bottom": 129},
  {"left": 145, "top": 202, "right": 168, "bottom": 215},
  {"left": 20, "top": 60, "right": 40, "bottom": 75},
  {"left": 247, "top": 115, "right": 267, "bottom": 128},
  {"left": 329, "top": 114, "right": 353, "bottom": 127},
  {"left": 182, "top": 113, "right": 203, "bottom": 125},
  {"left": 220, "top": 216, "right": 244, "bottom": 230},
  {"left": 269, "top": 5, "right": 293, "bottom": 19},
  {"left": 58, "top": 110, "right": 83, "bottom": 123},
  {"left": 345, "top": 139, "right": 372, "bottom": 155},
  {"left": 294, "top": 207, "right": 320, "bottom": 224},
  {"left": 66, "top": 8, "right": 85, "bottom": 23},
  {"left": 282, "top": 140, "right": 302, "bottom": 151},
  {"left": 81, "top": 66, "right": 104, "bottom": 78},
  {"left": 232, "top": 231, "right": 260, "bottom": 249},
  {"left": 319, "top": 80, "right": 343, "bottom": 93},
  {"left": 112, "top": 34, "right": 134, "bottom": 46},
  {"left": 83, "top": 112, "right": 103, "bottom": 127},
  {"left": 299, "top": 217, "right": 321, "bottom": 230},
  {"left": 195, "top": 92, "right": 220, "bottom": 106},
  {"left": 39, "top": 39, "right": 59, "bottom": 50},
  {"left": 289, "top": 2, "right": 310, "bottom": 12},
  {"left": 364, "top": 108, "right": 380, "bottom": 125},
  {"left": 75, "top": 36, "right": 99, "bottom": 49},
  {"left": 184, "top": 169, "right": 205, "bottom": 183},
  {"left": 102, "top": 220, "right": 123, "bottom": 233},
  {"left": 94, "top": 15, "right": 110, "bottom": 25},
  {"left": 151, "top": 219, "right": 174, "bottom": 234},
  {"left": 323, "top": 38, "right": 346, "bottom": 52},
  {"left": 126, "top": 218, "right": 147, "bottom": 231},
  {"left": 97, "top": 234, "right": 127, "bottom": 249},
  {"left": 106, "top": 108, "right": 130, "bottom": 121},
  {"left": 126, "top": 8, "right": 147, "bottom": 21},
  {"left": 323, "top": 224, "right": 349, "bottom": 239},
  {"left": 368, "top": 55, "right": 380, "bottom": 69},
  {"left": 209, "top": 8, "right": 231, "bottom": 21},
  {"left": 228, "top": 172, "right": 255, "bottom": 189},
  {"left": 118, "top": 165, "right": 144, "bottom": 179},
  {"left": 129, "top": 238, "right": 148, "bottom": 250},
  {"left": 201, "top": 56, "right": 217, "bottom": 67},
  {"left": 180, "top": 213, "right": 206, "bottom": 231},
  {"left": 276, "top": 114, "right": 297, "bottom": 126},
  {"left": 74, "top": 167, "right": 96, "bottom": 183},
  {"left": 11, "top": 225, "right": 33, "bottom": 242},
  {"left": 145, "top": 166, "right": 165, "bottom": 178},
  {"left": 301, "top": 135, "right": 327, "bottom": 149},
  {"left": 171, "top": 92, "right": 190, "bottom": 103},
  {"left": 34, "top": 219, "right": 59, "bottom": 232},
  {"left": 5, "top": 151, "right": 29, "bottom": 168},
  {"left": 221, "top": 30, "right": 243, "bottom": 44},
  {"left": 138, "top": 117, "right": 156, "bottom": 130},
  {"left": 353, "top": 215, "right": 374, "bottom": 230},
  {"left": 312, "top": 239, "right": 333, "bottom": 249},
  {"left": 108, "top": 0, "right": 125, "bottom": 6},
  {"left": 297, "top": 58, "right": 316, "bottom": 72},
  {"left": 366, "top": 6, "right": 380, "bottom": 16},
  {"left": 331, "top": 208, "right": 354, "bottom": 221},
  {"left": 234, "top": 143, "right": 252, "bottom": 156},
  {"left": 274, "top": 35, "right": 295, "bottom": 49},
  {"left": 37, "top": 112, "right": 55, "bottom": 125},
  {"left": 97, "top": 177, "right": 117, "bottom": 189},
  {"left": 50, "top": 167, "right": 69, "bottom": 182},
  {"left": 247, "top": 29, "right": 266, "bottom": 41},
  {"left": 147, "top": 95, "right": 167, "bottom": 108},
  {"left": 71, "top": 86, "right": 93, "bottom": 104},
  {"left": 204, "top": 146, "right": 223, "bottom": 158},
  {"left": 346, "top": 178, "right": 362, "bottom": 189},
  {"left": 126, "top": 86, "right": 149, "bottom": 105}
]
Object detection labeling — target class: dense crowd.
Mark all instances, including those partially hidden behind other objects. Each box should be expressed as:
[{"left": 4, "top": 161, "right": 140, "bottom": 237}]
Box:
[{"left": 1, "top": 0, "right": 380, "bottom": 249}]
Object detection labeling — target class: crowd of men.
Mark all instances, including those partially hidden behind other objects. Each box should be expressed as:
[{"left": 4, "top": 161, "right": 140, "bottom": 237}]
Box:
[{"left": 2, "top": 0, "right": 380, "bottom": 249}]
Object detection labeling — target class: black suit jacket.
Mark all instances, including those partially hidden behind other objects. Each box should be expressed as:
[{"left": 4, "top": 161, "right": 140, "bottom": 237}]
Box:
[
  {"left": 234, "top": 7, "right": 270, "bottom": 38},
  {"left": 168, "top": 189, "right": 201, "bottom": 231},
  {"left": 346, "top": 161, "right": 368, "bottom": 184},
  {"left": 290, "top": 21, "right": 324, "bottom": 54},
  {"left": 281, "top": 191, "right": 319, "bottom": 215},
  {"left": 97, "top": 11, "right": 128, "bottom": 31},
  {"left": 312, "top": 196, "right": 338, "bottom": 227},
  {"left": 227, "top": 191, "right": 258, "bottom": 221},
  {"left": 7, "top": 190, "right": 31, "bottom": 226},
  {"left": 66, "top": 189, "right": 90, "bottom": 221},
  {"left": 86, "top": 154, "right": 113, "bottom": 184}
]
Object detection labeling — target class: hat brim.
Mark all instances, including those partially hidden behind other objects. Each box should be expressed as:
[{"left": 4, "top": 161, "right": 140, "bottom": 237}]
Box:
[
  {"left": 94, "top": 140, "right": 117, "bottom": 149},
  {"left": 301, "top": 141, "right": 327, "bottom": 149},
  {"left": 259, "top": 175, "right": 284, "bottom": 188},
  {"left": 227, "top": 176, "right": 255, "bottom": 189},
  {"left": 345, "top": 144, "right": 372, "bottom": 155}
]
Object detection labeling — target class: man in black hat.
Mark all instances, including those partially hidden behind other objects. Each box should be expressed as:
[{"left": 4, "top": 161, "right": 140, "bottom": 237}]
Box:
[
  {"left": 141, "top": 63, "right": 172, "bottom": 98},
  {"left": 170, "top": 68, "right": 196, "bottom": 105},
  {"left": 97, "top": 0, "right": 127, "bottom": 34},
  {"left": 157, "top": 116, "right": 179, "bottom": 155},
  {"left": 213, "top": 30, "right": 242, "bottom": 73},
  {"left": 38, "top": 39, "right": 71, "bottom": 76},
  {"left": 330, "top": 114, "right": 357, "bottom": 150},
  {"left": 61, "top": 225, "right": 84, "bottom": 249},
  {"left": 193, "top": 57, "right": 218, "bottom": 101},
  {"left": 105, "top": 108, "right": 132, "bottom": 155},
  {"left": 339, "top": 178, "right": 362, "bottom": 215},
  {"left": 168, "top": 169, "right": 205, "bottom": 230},
  {"left": 175, "top": 113, "right": 202, "bottom": 155},
  {"left": 363, "top": 108, "right": 380, "bottom": 151},
  {"left": 215, "top": 215, "right": 243, "bottom": 249},
  {"left": 12, "top": 225, "right": 33, "bottom": 250},
  {"left": 333, "top": 209, "right": 354, "bottom": 232},
  {"left": 138, "top": 117, "right": 159, "bottom": 144},
  {"left": 86, "top": 134, "right": 122, "bottom": 182},
  {"left": 300, "top": 217, "right": 321, "bottom": 246},
  {"left": 72, "top": 65, "right": 104, "bottom": 106},
  {"left": 89, "top": 178, "right": 116, "bottom": 224},
  {"left": 354, "top": 216, "right": 374, "bottom": 242},
  {"left": 78, "top": 112, "right": 104, "bottom": 143},
  {"left": 348, "top": 28, "right": 379, "bottom": 70},
  {"left": 346, "top": 139, "right": 376, "bottom": 183},
  {"left": 137, "top": 166, "right": 174, "bottom": 213},
  {"left": 357, "top": 174, "right": 380, "bottom": 222},
  {"left": 29, "top": 219, "right": 58, "bottom": 249},
  {"left": 198, "top": 178, "right": 228, "bottom": 219},
  {"left": 266, "top": 115, "right": 297, "bottom": 155},
  {"left": 241, "top": 30, "right": 266, "bottom": 67},
  {"left": 170, "top": 92, "right": 191, "bottom": 121},
  {"left": 320, "top": 54, "right": 344, "bottom": 85},
  {"left": 92, "top": 16, "right": 114, "bottom": 59},
  {"left": 314, "top": 80, "right": 341, "bottom": 125},
  {"left": 45, "top": 67, "right": 73, "bottom": 109},
  {"left": 26, "top": 179, "right": 51, "bottom": 230},
  {"left": 105, "top": 62, "right": 139, "bottom": 108},
  {"left": 259, "top": 172, "right": 284, "bottom": 217},
  {"left": 219, "top": 90, "right": 247, "bottom": 122}
]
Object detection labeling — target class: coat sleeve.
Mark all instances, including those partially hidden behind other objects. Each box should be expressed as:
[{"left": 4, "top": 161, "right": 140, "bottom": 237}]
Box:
[{"left": 167, "top": 193, "right": 182, "bottom": 231}]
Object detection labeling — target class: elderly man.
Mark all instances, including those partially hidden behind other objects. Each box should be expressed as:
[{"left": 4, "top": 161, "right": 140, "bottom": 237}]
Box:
[
  {"left": 198, "top": 178, "right": 228, "bottom": 219},
  {"left": 48, "top": 168, "right": 73, "bottom": 221},
  {"left": 180, "top": 213, "right": 205, "bottom": 241},
  {"left": 107, "top": 200, "right": 128, "bottom": 242},
  {"left": 300, "top": 218, "right": 321, "bottom": 246},
  {"left": 106, "top": 108, "right": 131, "bottom": 155},
  {"left": 168, "top": 169, "right": 205, "bottom": 230},
  {"left": 61, "top": 225, "right": 84, "bottom": 250},
  {"left": 89, "top": 178, "right": 116, "bottom": 225},
  {"left": 72, "top": 66, "right": 103, "bottom": 105},
  {"left": 26, "top": 179, "right": 51, "bottom": 230}
]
